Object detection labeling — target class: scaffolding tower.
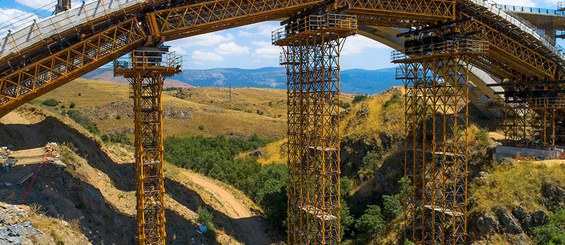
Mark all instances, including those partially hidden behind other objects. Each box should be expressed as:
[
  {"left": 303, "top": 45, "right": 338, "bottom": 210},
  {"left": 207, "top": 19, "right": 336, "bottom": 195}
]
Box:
[
  {"left": 393, "top": 25, "right": 488, "bottom": 245},
  {"left": 114, "top": 46, "right": 182, "bottom": 245},
  {"left": 273, "top": 13, "right": 357, "bottom": 244},
  {"left": 487, "top": 82, "right": 565, "bottom": 148}
]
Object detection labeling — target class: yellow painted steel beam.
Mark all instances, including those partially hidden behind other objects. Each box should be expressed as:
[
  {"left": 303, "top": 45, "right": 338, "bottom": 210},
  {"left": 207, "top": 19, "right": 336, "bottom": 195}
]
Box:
[
  {"left": 0, "top": 19, "right": 146, "bottom": 118},
  {"left": 460, "top": 14, "right": 559, "bottom": 79},
  {"left": 343, "top": 0, "right": 456, "bottom": 24}
]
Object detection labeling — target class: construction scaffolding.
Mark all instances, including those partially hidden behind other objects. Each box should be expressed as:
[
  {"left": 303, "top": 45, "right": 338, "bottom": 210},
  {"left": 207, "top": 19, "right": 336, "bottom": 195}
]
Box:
[
  {"left": 489, "top": 96, "right": 565, "bottom": 148},
  {"left": 273, "top": 13, "right": 357, "bottom": 244},
  {"left": 393, "top": 25, "right": 488, "bottom": 245},
  {"left": 114, "top": 47, "right": 182, "bottom": 245}
]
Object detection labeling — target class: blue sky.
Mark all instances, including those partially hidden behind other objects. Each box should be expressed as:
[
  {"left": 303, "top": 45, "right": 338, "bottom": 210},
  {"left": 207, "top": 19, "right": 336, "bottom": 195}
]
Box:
[{"left": 0, "top": 0, "right": 561, "bottom": 70}]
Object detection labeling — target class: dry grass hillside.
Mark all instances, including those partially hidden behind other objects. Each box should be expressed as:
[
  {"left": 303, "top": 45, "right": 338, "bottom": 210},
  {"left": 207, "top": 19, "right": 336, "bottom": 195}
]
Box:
[
  {"left": 0, "top": 106, "right": 271, "bottom": 244},
  {"left": 30, "top": 79, "right": 287, "bottom": 139},
  {"left": 255, "top": 87, "right": 405, "bottom": 165}
]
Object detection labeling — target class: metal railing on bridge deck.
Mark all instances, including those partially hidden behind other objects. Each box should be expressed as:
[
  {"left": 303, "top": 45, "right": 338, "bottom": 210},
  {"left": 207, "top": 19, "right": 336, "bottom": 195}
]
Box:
[
  {"left": 463, "top": 0, "right": 565, "bottom": 64},
  {"left": 495, "top": 4, "right": 564, "bottom": 16},
  {"left": 271, "top": 14, "right": 358, "bottom": 44},
  {"left": 114, "top": 50, "right": 182, "bottom": 70},
  {"left": 485, "top": 97, "right": 565, "bottom": 109},
  {"left": 390, "top": 39, "right": 489, "bottom": 62}
]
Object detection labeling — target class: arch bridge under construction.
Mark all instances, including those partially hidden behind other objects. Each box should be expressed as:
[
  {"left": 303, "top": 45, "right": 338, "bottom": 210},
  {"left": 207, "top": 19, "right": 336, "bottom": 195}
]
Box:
[{"left": 0, "top": 0, "right": 563, "bottom": 244}]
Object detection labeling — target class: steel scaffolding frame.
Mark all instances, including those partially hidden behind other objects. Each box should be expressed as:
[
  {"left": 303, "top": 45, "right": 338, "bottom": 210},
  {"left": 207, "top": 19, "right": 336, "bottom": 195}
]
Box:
[
  {"left": 489, "top": 97, "right": 565, "bottom": 148},
  {"left": 394, "top": 33, "right": 487, "bottom": 244},
  {"left": 273, "top": 13, "right": 356, "bottom": 245},
  {"left": 114, "top": 47, "right": 182, "bottom": 245}
]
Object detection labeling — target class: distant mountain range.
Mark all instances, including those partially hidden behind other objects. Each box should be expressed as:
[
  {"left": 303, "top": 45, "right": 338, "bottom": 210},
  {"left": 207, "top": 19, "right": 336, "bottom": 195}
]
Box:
[{"left": 82, "top": 66, "right": 399, "bottom": 94}]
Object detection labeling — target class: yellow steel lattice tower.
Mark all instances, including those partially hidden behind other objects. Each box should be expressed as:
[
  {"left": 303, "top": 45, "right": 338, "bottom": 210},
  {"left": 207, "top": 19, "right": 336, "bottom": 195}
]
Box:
[
  {"left": 273, "top": 13, "right": 357, "bottom": 244},
  {"left": 393, "top": 30, "right": 488, "bottom": 244},
  {"left": 489, "top": 97, "right": 565, "bottom": 148},
  {"left": 114, "top": 47, "right": 182, "bottom": 245}
]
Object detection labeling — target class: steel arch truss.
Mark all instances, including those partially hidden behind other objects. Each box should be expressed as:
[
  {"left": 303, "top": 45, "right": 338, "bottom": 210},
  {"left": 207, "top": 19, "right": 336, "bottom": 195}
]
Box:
[{"left": 0, "top": 18, "right": 145, "bottom": 116}]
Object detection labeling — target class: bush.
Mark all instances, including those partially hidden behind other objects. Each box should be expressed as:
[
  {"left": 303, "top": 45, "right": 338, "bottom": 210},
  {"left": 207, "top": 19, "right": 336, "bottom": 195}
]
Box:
[
  {"left": 382, "top": 195, "right": 402, "bottom": 221},
  {"left": 383, "top": 93, "right": 401, "bottom": 108},
  {"left": 340, "top": 102, "right": 351, "bottom": 109},
  {"left": 69, "top": 102, "right": 76, "bottom": 108},
  {"left": 355, "top": 205, "right": 385, "bottom": 239},
  {"left": 197, "top": 206, "right": 214, "bottom": 228},
  {"left": 352, "top": 95, "right": 368, "bottom": 104},
  {"left": 66, "top": 110, "right": 100, "bottom": 135},
  {"left": 198, "top": 125, "right": 204, "bottom": 131},
  {"left": 358, "top": 151, "right": 382, "bottom": 180},
  {"left": 42, "top": 99, "right": 59, "bottom": 107},
  {"left": 101, "top": 132, "right": 130, "bottom": 145},
  {"left": 533, "top": 209, "right": 565, "bottom": 245}
]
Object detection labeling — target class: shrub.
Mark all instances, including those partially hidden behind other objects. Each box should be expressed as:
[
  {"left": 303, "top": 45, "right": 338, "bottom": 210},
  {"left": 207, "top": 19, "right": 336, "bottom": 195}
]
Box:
[
  {"left": 533, "top": 209, "right": 565, "bottom": 245},
  {"left": 355, "top": 205, "right": 385, "bottom": 238},
  {"left": 66, "top": 110, "right": 100, "bottom": 135},
  {"left": 382, "top": 195, "right": 402, "bottom": 221},
  {"left": 101, "top": 132, "right": 130, "bottom": 145},
  {"left": 197, "top": 206, "right": 214, "bottom": 229},
  {"left": 42, "top": 99, "right": 59, "bottom": 107},
  {"left": 358, "top": 151, "right": 382, "bottom": 180},
  {"left": 340, "top": 102, "right": 351, "bottom": 109},
  {"left": 198, "top": 125, "right": 204, "bottom": 131},
  {"left": 383, "top": 93, "right": 401, "bottom": 108},
  {"left": 352, "top": 95, "right": 368, "bottom": 104}
]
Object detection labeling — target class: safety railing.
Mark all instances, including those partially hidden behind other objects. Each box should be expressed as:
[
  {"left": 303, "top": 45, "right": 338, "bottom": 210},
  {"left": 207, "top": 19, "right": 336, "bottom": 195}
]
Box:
[
  {"left": 391, "top": 39, "right": 489, "bottom": 62},
  {"left": 495, "top": 4, "right": 564, "bottom": 16},
  {"left": 272, "top": 14, "right": 357, "bottom": 43},
  {"left": 0, "top": 0, "right": 149, "bottom": 59},
  {"left": 485, "top": 97, "right": 565, "bottom": 109},
  {"left": 463, "top": 0, "right": 565, "bottom": 63},
  {"left": 114, "top": 50, "right": 182, "bottom": 70}
]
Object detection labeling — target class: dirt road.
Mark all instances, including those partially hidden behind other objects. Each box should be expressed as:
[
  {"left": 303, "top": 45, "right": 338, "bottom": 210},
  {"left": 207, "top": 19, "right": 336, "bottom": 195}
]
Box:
[{"left": 181, "top": 171, "right": 272, "bottom": 245}]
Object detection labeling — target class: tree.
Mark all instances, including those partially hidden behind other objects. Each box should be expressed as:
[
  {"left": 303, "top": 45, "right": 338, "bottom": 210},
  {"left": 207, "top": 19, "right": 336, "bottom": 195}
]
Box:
[
  {"left": 355, "top": 205, "right": 385, "bottom": 239},
  {"left": 382, "top": 195, "right": 402, "bottom": 221},
  {"left": 534, "top": 209, "right": 565, "bottom": 245}
]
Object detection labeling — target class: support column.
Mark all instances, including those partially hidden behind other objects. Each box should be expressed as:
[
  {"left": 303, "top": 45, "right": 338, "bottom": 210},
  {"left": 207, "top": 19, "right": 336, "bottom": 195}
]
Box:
[
  {"left": 273, "top": 14, "right": 357, "bottom": 245},
  {"left": 394, "top": 34, "right": 488, "bottom": 245},
  {"left": 114, "top": 47, "right": 182, "bottom": 245}
]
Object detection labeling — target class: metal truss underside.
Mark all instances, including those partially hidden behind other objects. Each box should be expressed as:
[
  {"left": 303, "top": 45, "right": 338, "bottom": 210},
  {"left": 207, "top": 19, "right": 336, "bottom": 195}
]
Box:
[
  {"left": 115, "top": 49, "right": 182, "bottom": 245},
  {"left": 274, "top": 13, "right": 356, "bottom": 245},
  {"left": 0, "top": 18, "right": 146, "bottom": 116}
]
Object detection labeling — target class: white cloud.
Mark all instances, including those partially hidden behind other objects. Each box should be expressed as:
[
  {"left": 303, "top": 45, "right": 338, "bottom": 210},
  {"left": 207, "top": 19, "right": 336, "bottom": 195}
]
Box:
[
  {"left": 16, "top": 0, "right": 83, "bottom": 10},
  {"left": 215, "top": 42, "right": 249, "bottom": 55},
  {"left": 252, "top": 41, "right": 280, "bottom": 59},
  {"left": 168, "top": 33, "right": 234, "bottom": 48},
  {"left": 342, "top": 35, "right": 388, "bottom": 56},
  {"left": 491, "top": 0, "right": 537, "bottom": 6},
  {"left": 0, "top": 8, "right": 37, "bottom": 35},
  {"left": 192, "top": 50, "right": 224, "bottom": 62},
  {"left": 238, "top": 22, "right": 280, "bottom": 38}
]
